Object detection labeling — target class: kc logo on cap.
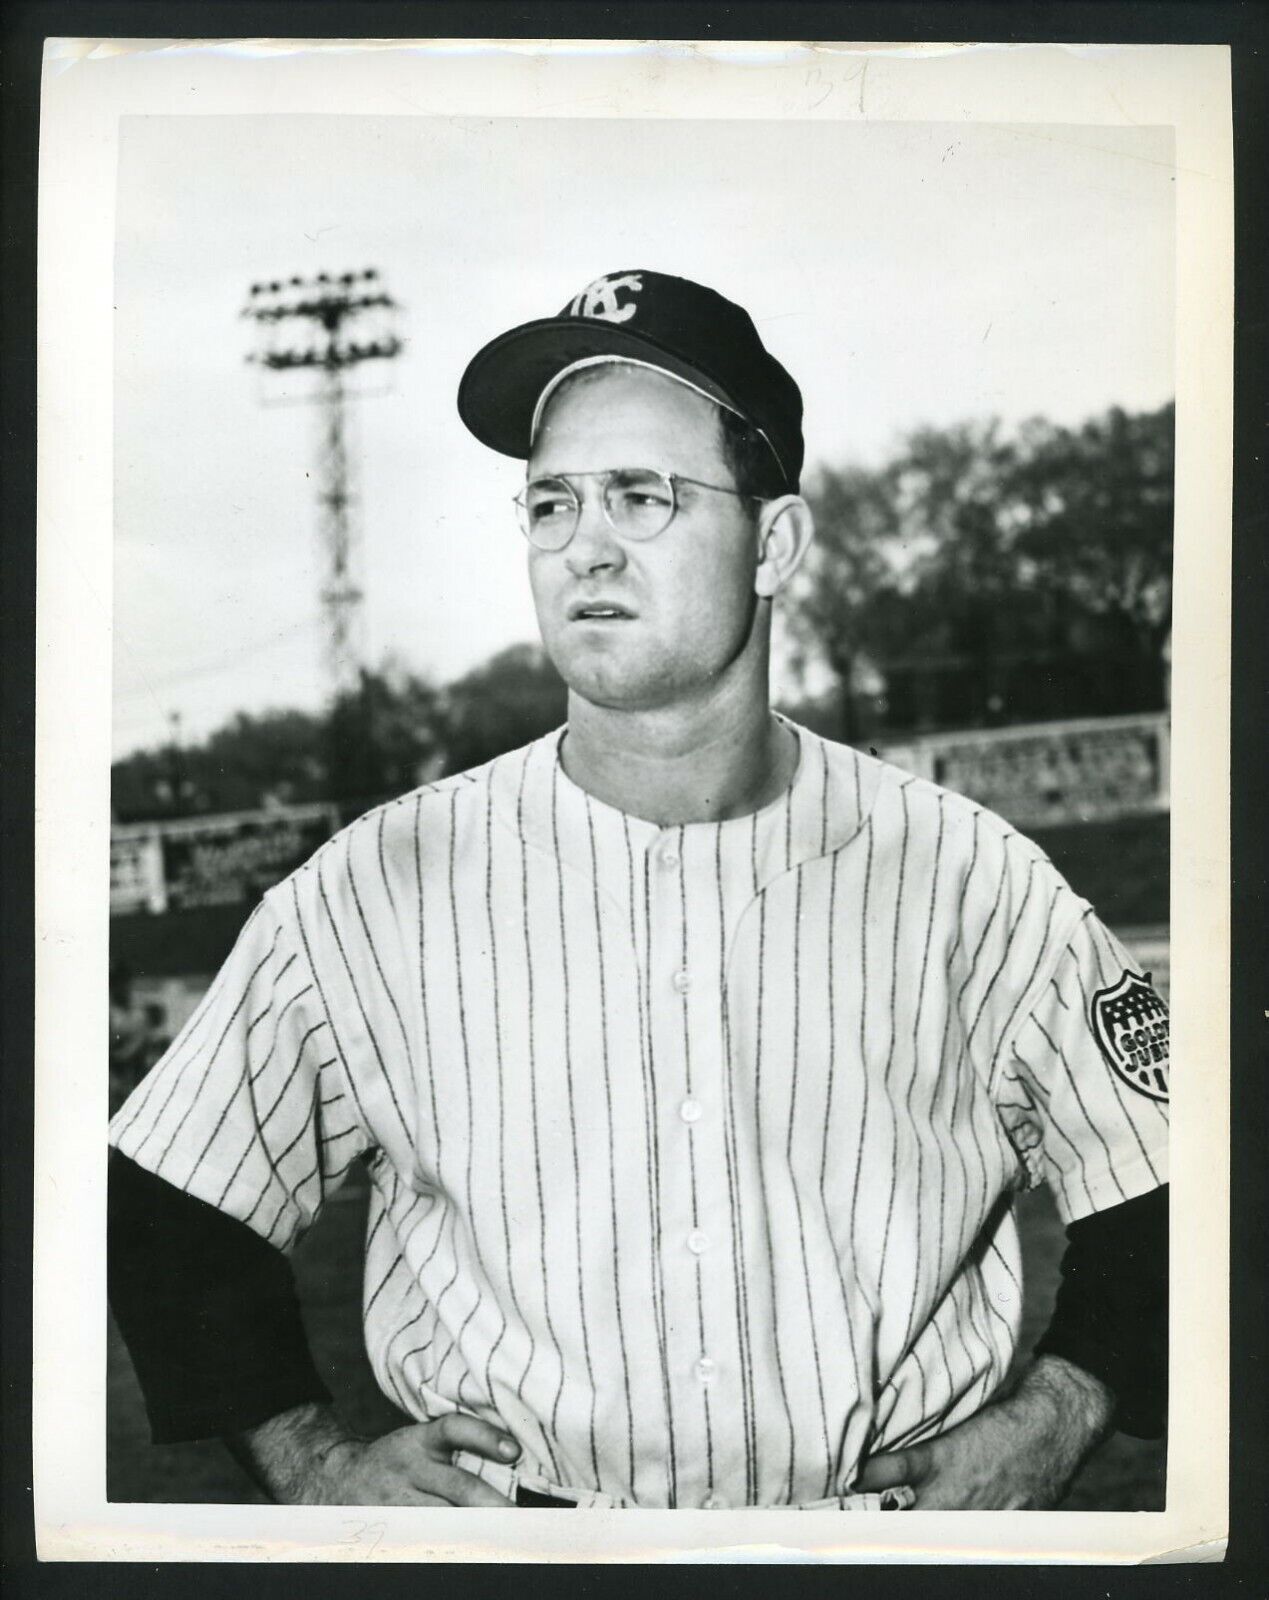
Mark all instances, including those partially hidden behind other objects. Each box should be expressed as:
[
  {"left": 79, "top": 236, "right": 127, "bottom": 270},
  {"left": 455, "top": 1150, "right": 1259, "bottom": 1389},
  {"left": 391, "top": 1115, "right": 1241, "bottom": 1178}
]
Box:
[
  {"left": 566, "top": 273, "right": 644, "bottom": 323},
  {"left": 458, "top": 267, "right": 805, "bottom": 489}
]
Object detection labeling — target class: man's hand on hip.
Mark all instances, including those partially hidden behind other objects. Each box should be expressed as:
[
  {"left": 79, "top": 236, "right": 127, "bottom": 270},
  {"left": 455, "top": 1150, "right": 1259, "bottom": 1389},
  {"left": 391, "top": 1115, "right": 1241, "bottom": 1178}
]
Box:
[
  {"left": 228, "top": 1401, "right": 520, "bottom": 1505},
  {"left": 855, "top": 1354, "right": 1116, "bottom": 1510}
]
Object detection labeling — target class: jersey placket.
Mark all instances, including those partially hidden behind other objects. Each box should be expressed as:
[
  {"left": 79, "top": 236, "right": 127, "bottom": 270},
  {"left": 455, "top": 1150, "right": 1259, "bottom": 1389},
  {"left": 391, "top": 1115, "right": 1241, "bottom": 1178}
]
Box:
[{"left": 642, "top": 824, "right": 731, "bottom": 1509}]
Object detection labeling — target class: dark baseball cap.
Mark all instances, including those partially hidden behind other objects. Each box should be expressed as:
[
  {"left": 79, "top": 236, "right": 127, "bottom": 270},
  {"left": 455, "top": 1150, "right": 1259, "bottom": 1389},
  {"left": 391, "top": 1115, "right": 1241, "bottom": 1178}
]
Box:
[{"left": 457, "top": 269, "right": 804, "bottom": 490}]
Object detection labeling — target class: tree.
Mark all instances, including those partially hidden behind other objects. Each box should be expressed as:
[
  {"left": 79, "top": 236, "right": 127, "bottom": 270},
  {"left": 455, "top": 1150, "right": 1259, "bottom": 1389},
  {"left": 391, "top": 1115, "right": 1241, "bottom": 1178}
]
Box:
[
  {"left": 1010, "top": 404, "right": 1174, "bottom": 708},
  {"left": 784, "top": 462, "right": 905, "bottom": 742},
  {"left": 111, "top": 666, "right": 447, "bottom": 821},
  {"left": 111, "top": 707, "right": 327, "bottom": 821},
  {"left": 325, "top": 662, "right": 448, "bottom": 807},
  {"left": 441, "top": 642, "right": 567, "bottom": 774},
  {"left": 783, "top": 404, "right": 1174, "bottom": 737}
]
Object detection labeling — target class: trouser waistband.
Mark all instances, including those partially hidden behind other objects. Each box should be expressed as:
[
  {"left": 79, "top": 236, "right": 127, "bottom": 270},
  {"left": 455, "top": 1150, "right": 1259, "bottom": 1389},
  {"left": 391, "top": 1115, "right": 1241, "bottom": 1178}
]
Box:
[
  {"left": 513, "top": 1485, "right": 913, "bottom": 1509},
  {"left": 456, "top": 1450, "right": 915, "bottom": 1510}
]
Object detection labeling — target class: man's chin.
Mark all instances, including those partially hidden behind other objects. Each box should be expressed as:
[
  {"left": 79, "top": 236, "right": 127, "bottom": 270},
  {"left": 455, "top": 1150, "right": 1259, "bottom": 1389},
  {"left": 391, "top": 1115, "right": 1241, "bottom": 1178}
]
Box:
[
  {"left": 566, "top": 678, "right": 658, "bottom": 713},
  {"left": 556, "top": 658, "right": 677, "bottom": 714},
  {"left": 547, "top": 640, "right": 633, "bottom": 701}
]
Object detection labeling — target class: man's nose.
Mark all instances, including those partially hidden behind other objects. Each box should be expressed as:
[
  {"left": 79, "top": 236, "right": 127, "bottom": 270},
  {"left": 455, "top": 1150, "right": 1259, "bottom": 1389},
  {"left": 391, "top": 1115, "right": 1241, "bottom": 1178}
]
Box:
[{"left": 563, "top": 491, "right": 626, "bottom": 577}]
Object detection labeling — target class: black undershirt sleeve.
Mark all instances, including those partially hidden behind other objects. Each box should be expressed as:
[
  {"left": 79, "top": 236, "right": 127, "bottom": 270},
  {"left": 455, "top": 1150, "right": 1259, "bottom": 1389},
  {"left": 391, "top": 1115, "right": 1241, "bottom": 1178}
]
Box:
[
  {"left": 107, "top": 1149, "right": 331, "bottom": 1444},
  {"left": 1033, "top": 1183, "right": 1168, "bottom": 1439}
]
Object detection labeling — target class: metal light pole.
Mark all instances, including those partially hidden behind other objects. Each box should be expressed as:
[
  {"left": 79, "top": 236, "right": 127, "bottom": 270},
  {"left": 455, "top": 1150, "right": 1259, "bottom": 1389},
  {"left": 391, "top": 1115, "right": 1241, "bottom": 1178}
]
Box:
[{"left": 241, "top": 269, "right": 403, "bottom": 697}]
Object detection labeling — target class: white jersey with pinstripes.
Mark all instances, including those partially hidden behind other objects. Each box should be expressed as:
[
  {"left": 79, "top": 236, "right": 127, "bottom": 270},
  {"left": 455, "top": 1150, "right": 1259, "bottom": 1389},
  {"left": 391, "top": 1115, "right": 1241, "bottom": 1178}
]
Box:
[{"left": 109, "top": 720, "right": 1169, "bottom": 1509}]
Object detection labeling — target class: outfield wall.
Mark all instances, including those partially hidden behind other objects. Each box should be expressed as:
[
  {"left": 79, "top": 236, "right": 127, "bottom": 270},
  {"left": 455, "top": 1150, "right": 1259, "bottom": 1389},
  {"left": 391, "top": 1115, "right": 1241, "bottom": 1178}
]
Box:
[{"left": 881, "top": 712, "right": 1169, "bottom": 830}]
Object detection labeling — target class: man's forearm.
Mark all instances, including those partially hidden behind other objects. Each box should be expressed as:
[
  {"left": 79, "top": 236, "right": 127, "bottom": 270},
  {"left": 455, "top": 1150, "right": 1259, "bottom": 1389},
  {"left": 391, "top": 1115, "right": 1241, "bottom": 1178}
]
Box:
[
  {"left": 226, "top": 1400, "right": 364, "bottom": 1504},
  {"left": 1010, "top": 1353, "right": 1117, "bottom": 1488},
  {"left": 857, "top": 1349, "right": 1119, "bottom": 1508}
]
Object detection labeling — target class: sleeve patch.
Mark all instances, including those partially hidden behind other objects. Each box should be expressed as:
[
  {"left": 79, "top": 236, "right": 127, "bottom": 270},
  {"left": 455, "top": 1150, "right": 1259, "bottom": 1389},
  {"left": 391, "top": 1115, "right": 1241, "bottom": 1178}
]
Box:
[{"left": 1090, "top": 970, "right": 1169, "bottom": 1102}]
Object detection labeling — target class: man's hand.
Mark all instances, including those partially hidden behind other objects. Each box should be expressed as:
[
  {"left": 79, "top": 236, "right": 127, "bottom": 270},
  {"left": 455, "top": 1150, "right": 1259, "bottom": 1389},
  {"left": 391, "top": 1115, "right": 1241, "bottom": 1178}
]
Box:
[
  {"left": 227, "top": 1401, "right": 520, "bottom": 1505},
  {"left": 855, "top": 1355, "right": 1116, "bottom": 1510}
]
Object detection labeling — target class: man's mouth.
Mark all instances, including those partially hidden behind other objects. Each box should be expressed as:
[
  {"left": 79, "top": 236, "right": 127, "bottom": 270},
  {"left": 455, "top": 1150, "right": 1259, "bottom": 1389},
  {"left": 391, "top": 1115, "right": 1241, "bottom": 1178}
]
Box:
[{"left": 568, "top": 601, "right": 635, "bottom": 622}]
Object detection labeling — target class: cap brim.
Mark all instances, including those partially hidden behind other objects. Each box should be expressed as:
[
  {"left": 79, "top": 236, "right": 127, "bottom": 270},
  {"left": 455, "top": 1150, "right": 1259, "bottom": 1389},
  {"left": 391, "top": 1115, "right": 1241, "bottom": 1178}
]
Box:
[{"left": 457, "top": 317, "right": 741, "bottom": 460}]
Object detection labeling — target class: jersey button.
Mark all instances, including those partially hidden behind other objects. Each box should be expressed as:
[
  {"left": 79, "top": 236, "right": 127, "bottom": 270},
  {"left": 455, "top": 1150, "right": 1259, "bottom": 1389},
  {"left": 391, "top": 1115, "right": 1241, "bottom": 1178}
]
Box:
[
  {"left": 686, "top": 1228, "right": 709, "bottom": 1255},
  {"left": 679, "top": 1097, "right": 702, "bottom": 1124},
  {"left": 660, "top": 849, "right": 679, "bottom": 870},
  {"left": 694, "top": 1356, "right": 717, "bottom": 1383},
  {"left": 672, "top": 968, "right": 691, "bottom": 995},
  {"left": 701, "top": 1494, "right": 724, "bottom": 1509}
]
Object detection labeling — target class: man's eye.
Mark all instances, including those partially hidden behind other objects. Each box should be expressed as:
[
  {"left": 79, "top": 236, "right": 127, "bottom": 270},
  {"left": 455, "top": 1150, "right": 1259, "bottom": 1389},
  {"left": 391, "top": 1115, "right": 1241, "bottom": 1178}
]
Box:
[
  {"left": 526, "top": 485, "right": 576, "bottom": 521},
  {"left": 611, "top": 477, "right": 672, "bottom": 511}
]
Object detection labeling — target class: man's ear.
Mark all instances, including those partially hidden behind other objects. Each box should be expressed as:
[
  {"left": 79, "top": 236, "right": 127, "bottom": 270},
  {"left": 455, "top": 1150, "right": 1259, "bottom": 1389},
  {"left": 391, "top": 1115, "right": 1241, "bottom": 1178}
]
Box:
[{"left": 754, "top": 495, "right": 815, "bottom": 599}]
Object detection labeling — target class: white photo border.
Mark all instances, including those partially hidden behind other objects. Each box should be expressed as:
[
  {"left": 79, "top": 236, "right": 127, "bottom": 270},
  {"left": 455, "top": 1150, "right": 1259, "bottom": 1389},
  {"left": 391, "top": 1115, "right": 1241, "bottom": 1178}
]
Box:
[{"left": 34, "top": 37, "right": 1231, "bottom": 1563}]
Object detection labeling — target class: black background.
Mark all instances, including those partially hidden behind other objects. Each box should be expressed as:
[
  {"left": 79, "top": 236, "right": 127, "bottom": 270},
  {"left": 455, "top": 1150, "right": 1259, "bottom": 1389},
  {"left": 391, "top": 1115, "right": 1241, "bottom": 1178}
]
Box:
[{"left": 3, "top": 4, "right": 1265, "bottom": 1596}]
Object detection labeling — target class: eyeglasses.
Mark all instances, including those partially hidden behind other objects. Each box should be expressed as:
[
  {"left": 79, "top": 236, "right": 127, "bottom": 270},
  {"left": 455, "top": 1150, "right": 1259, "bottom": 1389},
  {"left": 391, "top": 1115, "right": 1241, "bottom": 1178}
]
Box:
[{"left": 513, "top": 467, "right": 764, "bottom": 551}]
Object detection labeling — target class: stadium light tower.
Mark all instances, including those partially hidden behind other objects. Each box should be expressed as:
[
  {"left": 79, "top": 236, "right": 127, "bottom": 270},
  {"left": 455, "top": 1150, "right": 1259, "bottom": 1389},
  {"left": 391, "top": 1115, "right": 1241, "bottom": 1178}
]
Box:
[{"left": 241, "top": 269, "right": 403, "bottom": 696}]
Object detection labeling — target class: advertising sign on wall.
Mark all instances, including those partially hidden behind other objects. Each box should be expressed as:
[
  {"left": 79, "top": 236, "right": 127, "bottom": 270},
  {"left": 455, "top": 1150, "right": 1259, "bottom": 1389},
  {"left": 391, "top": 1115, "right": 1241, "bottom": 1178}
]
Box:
[
  {"left": 110, "top": 803, "right": 340, "bottom": 915},
  {"left": 109, "top": 831, "right": 166, "bottom": 915},
  {"left": 882, "top": 714, "right": 1169, "bottom": 829}
]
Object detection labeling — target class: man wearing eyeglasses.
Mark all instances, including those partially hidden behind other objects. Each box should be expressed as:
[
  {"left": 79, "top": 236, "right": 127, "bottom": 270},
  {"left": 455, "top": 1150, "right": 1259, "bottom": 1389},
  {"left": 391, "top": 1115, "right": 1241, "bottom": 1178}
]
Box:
[{"left": 109, "top": 271, "right": 1168, "bottom": 1511}]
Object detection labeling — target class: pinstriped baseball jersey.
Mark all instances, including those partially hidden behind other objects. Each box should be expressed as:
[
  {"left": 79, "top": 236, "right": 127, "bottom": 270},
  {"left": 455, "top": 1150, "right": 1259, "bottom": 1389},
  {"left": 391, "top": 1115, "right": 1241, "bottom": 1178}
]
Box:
[{"left": 109, "top": 719, "right": 1169, "bottom": 1509}]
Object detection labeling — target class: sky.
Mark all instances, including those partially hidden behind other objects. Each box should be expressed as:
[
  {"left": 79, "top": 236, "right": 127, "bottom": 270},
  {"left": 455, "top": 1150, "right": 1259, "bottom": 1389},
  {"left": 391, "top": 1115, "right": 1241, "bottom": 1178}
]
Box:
[{"left": 112, "top": 114, "right": 1175, "bottom": 757}]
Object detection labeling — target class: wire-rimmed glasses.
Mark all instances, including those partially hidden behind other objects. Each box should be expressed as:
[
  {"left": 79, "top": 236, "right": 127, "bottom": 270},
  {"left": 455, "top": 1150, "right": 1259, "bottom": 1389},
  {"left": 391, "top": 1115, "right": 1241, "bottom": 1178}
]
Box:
[{"left": 513, "top": 467, "right": 763, "bottom": 551}]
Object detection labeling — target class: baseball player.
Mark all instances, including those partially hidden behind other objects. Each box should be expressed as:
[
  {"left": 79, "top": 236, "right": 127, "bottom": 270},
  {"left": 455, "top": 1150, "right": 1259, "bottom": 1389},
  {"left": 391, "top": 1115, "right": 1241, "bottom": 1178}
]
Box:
[{"left": 109, "top": 270, "right": 1168, "bottom": 1510}]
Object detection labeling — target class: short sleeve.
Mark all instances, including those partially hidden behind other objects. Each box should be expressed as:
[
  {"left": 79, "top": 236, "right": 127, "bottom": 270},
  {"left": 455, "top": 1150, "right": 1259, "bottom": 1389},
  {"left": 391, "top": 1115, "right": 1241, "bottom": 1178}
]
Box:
[
  {"left": 108, "top": 890, "right": 372, "bottom": 1252},
  {"left": 995, "top": 912, "right": 1170, "bottom": 1225}
]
